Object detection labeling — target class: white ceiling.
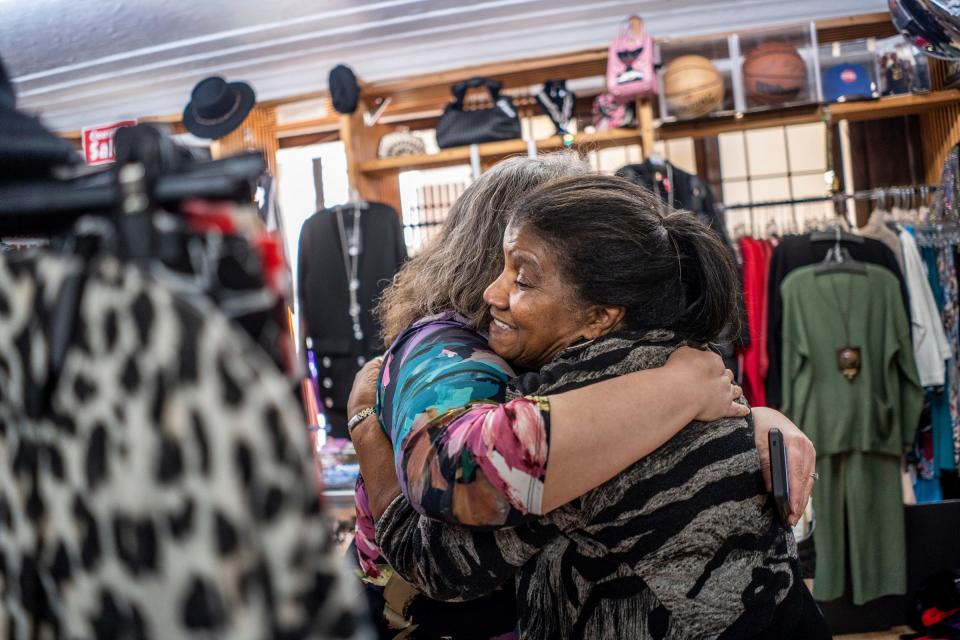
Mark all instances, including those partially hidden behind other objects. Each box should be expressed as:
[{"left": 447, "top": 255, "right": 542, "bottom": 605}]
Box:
[{"left": 2, "top": 0, "right": 887, "bottom": 132}]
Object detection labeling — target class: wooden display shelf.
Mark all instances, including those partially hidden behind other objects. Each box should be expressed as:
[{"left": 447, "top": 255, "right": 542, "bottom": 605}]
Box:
[
  {"left": 659, "top": 90, "right": 960, "bottom": 140},
  {"left": 660, "top": 104, "right": 823, "bottom": 140},
  {"left": 825, "top": 89, "right": 960, "bottom": 123},
  {"left": 357, "top": 127, "right": 645, "bottom": 174},
  {"left": 356, "top": 89, "right": 960, "bottom": 174}
]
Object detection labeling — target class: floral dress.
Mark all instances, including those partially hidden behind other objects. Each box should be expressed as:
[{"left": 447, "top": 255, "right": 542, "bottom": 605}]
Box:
[{"left": 354, "top": 312, "right": 551, "bottom": 581}]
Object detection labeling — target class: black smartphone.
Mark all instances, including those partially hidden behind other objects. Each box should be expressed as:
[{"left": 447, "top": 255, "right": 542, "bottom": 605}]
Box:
[{"left": 769, "top": 428, "right": 791, "bottom": 526}]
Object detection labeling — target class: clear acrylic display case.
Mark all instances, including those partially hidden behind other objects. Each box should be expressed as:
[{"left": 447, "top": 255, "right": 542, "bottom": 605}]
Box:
[
  {"left": 874, "top": 35, "right": 932, "bottom": 96},
  {"left": 656, "top": 32, "right": 737, "bottom": 122},
  {"left": 817, "top": 38, "right": 881, "bottom": 103},
  {"left": 733, "top": 22, "right": 823, "bottom": 111}
]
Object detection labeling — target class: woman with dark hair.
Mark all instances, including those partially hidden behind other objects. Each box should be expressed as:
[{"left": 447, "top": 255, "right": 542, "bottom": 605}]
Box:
[
  {"left": 351, "top": 155, "right": 771, "bottom": 637},
  {"left": 361, "top": 174, "right": 829, "bottom": 638}
]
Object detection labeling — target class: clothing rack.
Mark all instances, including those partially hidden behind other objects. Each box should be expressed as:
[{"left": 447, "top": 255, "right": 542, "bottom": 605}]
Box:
[
  {"left": 0, "top": 129, "right": 265, "bottom": 237},
  {"left": 724, "top": 185, "right": 939, "bottom": 211}
]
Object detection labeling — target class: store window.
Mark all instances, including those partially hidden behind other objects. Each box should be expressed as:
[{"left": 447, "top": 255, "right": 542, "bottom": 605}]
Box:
[
  {"left": 399, "top": 165, "right": 472, "bottom": 255},
  {"left": 276, "top": 140, "right": 350, "bottom": 267},
  {"left": 718, "top": 122, "right": 833, "bottom": 236},
  {"left": 276, "top": 141, "right": 350, "bottom": 346}
]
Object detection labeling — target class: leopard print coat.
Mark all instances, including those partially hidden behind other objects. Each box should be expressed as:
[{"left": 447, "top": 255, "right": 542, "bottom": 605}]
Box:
[{"left": 0, "top": 251, "right": 371, "bottom": 639}]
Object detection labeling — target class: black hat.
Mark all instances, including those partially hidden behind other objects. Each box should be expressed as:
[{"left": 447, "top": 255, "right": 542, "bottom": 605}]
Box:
[
  {"left": 0, "top": 55, "right": 79, "bottom": 178},
  {"left": 329, "top": 64, "right": 360, "bottom": 114},
  {"left": 182, "top": 76, "right": 256, "bottom": 140}
]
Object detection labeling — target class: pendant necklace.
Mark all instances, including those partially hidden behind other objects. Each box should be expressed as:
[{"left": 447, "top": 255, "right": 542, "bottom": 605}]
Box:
[
  {"left": 335, "top": 205, "right": 364, "bottom": 343},
  {"left": 827, "top": 273, "right": 862, "bottom": 382}
]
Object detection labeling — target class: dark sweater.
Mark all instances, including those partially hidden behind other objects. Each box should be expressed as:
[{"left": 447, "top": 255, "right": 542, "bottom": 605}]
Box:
[{"left": 377, "top": 331, "right": 808, "bottom": 639}]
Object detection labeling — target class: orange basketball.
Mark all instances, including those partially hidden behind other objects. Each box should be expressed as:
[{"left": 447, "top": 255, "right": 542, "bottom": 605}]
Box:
[
  {"left": 663, "top": 55, "right": 725, "bottom": 119},
  {"left": 742, "top": 42, "right": 807, "bottom": 106}
]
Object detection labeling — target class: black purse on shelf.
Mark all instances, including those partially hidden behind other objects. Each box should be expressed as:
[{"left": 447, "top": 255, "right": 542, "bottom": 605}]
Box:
[{"left": 435, "top": 77, "right": 522, "bottom": 149}]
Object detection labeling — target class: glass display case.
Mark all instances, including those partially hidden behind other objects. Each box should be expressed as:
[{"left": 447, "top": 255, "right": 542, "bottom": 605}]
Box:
[
  {"left": 874, "top": 35, "right": 932, "bottom": 96},
  {"left": 733, "top": 22, "right": 823, "bottom": 111},
  {"left": 656, "top": 32, "right": 737, "bottom": 122},
  {"left": 657, "top": 22, "right": 824, "bottom": 120},
  {"left": 818, "top": 38, "right": 881, "bottom": 103}
]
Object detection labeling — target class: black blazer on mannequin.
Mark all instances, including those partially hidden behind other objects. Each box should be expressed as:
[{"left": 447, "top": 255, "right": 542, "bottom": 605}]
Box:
[{"left": 297, "top": 201, "right": 407, "bottom": 435}]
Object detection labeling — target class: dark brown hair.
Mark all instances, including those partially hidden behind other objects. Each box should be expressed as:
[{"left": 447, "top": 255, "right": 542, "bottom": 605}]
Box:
[
  {"left": 509, "top": 174, "right": 739, "bottom": 343},
  {"left": 377, "top": 153, "right": 589, "bottom": 345}
]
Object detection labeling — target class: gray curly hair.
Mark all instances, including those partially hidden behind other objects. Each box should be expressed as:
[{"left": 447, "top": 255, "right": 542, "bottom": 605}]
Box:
[{"left": 377, "top": 152, "right": 590, "bottom": 346}]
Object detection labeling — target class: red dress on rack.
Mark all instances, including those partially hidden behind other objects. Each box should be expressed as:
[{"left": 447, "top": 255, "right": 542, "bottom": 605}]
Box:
[{"left": 739, "top": 237, "right": 773, "bottom": 406}]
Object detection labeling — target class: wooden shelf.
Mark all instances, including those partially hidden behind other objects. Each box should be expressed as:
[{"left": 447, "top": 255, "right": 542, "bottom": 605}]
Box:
[
  {"left": 660, "top": 104, "right": 823, "bottom": 140},
  {"left": 825, "top": 89, "right": 960, "bottom": 123},
  {"left": 658, "top": 90, "right": 960, "bottom": 140},
  {"left": 357, "top": 127, "right": 645, "bottom": 174},
  {"left": 355, "top": 91, "right": 960, "bottom": 174}
]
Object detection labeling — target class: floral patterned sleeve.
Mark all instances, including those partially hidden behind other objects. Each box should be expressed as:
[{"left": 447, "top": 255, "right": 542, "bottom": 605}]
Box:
[{"left": 379, "top": 312, "right": 552, "bottom": 527}]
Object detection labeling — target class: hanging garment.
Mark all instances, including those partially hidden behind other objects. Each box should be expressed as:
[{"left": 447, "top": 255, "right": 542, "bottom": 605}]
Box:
[
  {"left": 739, "top": 236, "right": 772, "bottom": 405},
  {"left": 0, "top": 251, "right": 369, "bottom": 639},
  {"left": 860, "top": 209, "right": 905, "bottom": 271},
  {"left": 921, "top": 245, "right": 958, "bottom": 476},
  {"left": 900, "top": 229, "right": 952, "bottom": 387},
  {"left": 780, "top": 263, "right": 923, "bottom": 604},
  {"left": 617, "top": 160, "right": 748, "bottom": 376},
  {"left": 617, "top": 160, "right": 730, "bottom": 244},
  {"left": 930, "top": 143, "right": 960, "bottom": 468},
  {"left": 256, "top": 173, "right": 284, "bottom": 234},
  {"left": 766, "top": 234, "right": 909, "bottom": 407},
  {"left": 911, "top": 392, "right": 945, "bottom": 503},
  {"left": 937, "top": 245, "right": 960, "bottom": 468},
  {"left": 297, "top": 201, "right": 406, "bottom": 436}
]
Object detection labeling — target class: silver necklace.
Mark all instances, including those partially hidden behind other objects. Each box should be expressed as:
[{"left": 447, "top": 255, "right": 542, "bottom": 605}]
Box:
[
  {"left": 826, "top": 273, "right": 862, "bottom": 382},
  {"left": 335, "top": 205, "right": 364, "bottom": 342}
]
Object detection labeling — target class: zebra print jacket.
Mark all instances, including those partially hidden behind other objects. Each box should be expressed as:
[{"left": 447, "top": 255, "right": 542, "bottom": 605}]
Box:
[{"left": 376, "top": 330, "right": 800, "bottom": 639}]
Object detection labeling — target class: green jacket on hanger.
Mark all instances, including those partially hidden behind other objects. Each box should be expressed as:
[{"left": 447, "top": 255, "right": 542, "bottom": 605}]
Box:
[{"left": 780, "top": 262, "right": 923, "bottom": 604}]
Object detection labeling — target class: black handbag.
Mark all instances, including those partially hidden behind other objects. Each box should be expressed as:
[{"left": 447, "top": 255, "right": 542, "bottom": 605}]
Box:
[{"left": 435, "top": 77, "right": 522, "bottom": 149}]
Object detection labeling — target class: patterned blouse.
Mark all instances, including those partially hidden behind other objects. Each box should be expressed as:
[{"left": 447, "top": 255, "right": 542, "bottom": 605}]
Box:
[{"left": 354, "top": 312, "right": 551, "bottom": 580}]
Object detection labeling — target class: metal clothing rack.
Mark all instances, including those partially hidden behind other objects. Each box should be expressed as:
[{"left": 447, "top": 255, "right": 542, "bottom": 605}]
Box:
[{"left": 724, "top": 185, "right": 939, "bottom": 211}]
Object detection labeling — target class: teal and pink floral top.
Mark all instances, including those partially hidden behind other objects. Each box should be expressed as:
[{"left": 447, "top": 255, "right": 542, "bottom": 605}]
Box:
[{"left": 354, "top": 312, "right": 551, "bottom": 580}]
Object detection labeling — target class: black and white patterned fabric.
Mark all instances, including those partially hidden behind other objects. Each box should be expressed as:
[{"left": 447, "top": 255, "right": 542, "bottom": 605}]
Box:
[
  {"left": 0, "top": 250, "right": 371, "bottom": 639},
  {"left": 377, "top": 330, "right": 800, "bottom": 639}
]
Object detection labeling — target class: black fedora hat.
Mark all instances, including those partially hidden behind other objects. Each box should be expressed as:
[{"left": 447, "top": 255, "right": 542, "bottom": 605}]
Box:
[{"left": 182, "top": 76, "right": 256, "bottom": 140}]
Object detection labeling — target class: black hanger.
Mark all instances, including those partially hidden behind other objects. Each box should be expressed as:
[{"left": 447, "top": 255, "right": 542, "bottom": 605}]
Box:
[
  {"left": 809, "top": 222, "right": 865, "bottom": 244},
  {"left": 642, "top": 154, "right": 667, "bottom": 172},
  {"left": 814, "top": 227, "right": 867, "bottom": 276}
]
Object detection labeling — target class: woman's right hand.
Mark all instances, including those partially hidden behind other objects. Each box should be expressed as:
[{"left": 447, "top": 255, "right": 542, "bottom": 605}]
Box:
[{"left": 665, "top": 347, "right": 748, "bottom": 422}]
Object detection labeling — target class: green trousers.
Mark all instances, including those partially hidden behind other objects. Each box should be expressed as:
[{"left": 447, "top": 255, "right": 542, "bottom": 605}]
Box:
[{"left": 812, "top": 451, "right": 906, "bottom": 604}]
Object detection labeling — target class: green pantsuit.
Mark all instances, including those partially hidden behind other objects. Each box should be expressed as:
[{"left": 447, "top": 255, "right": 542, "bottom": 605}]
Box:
[
  {"left": 812, "top": 452, "right": 906, "bottom": 603},
  {"left": 781, "top": 264, "right": 923, "bottom": 605}
]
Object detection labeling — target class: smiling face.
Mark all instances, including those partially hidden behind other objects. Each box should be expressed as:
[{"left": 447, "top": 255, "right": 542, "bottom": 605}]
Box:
[{"left": 482, "top": 223, "right": 624, "bottom": 369}]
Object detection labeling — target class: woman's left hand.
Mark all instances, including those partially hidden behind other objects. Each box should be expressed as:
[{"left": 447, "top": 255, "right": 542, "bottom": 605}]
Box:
[
  {"left": 347, "top": 356, "right": 401, "bottom": 520},
  {"left": 352, "top": 415, "right": 402, "bottom": 520},
  {"left": 751, "top": 407, "right": 816, "bottom": 526}
]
